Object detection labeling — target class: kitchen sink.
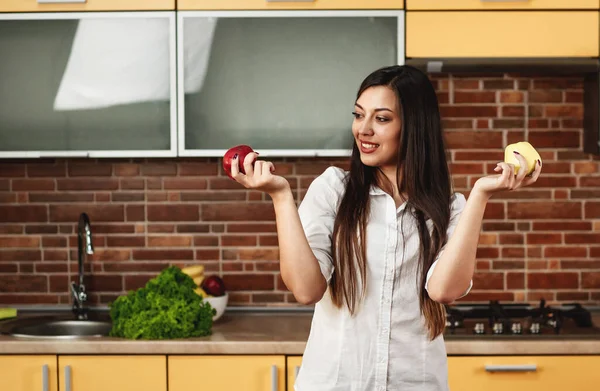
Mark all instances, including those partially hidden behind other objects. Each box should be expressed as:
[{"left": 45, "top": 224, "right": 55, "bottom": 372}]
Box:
[{"left": 1, "top": 314, "right": 112, "bottom": 339}]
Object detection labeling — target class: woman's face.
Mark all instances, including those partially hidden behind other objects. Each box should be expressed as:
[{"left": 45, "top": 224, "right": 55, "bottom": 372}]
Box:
[{"left": 351, "top": 86, "right": 402, "bottom": 169}]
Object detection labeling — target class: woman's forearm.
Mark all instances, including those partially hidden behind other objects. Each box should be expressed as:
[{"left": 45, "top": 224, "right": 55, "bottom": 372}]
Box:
[
  {"left": 271, "top": 189, "right": 327, "bottom": 305},
  {"left": 427, "top": 189, "right": 490, "bottom": 303}
]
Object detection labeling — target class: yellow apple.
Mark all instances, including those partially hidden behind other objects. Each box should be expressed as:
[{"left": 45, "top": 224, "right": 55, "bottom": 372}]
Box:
[{"left": 504, "top": 141, "right": 541, "bottom": 175}]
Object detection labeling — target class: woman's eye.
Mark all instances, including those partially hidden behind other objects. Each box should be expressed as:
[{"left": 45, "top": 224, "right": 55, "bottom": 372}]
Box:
[
  {"left": 352, "top": 111, "right": 363, "bottom": 119},
  {"left": 377, "top": 117, "right": 389, "bottom": 122}
]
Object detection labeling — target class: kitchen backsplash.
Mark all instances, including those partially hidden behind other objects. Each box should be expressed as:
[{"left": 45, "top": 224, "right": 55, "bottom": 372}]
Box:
[{"left": 0, "top": 73, "right": 599, "bottom": 307}]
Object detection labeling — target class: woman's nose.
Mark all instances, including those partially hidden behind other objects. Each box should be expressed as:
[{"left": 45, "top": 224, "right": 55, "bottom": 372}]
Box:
[{"left": 358, "top": 120, "right": 374, "bottom": 136}]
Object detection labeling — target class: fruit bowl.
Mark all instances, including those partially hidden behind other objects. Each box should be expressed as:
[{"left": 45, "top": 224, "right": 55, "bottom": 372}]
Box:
[{"left": 203, "top": 293, "right": 228, "bottom": 321}]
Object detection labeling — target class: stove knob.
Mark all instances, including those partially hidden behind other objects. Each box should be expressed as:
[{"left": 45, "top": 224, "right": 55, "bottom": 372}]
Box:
[
  {"left": 473, "top": 323, "right": 485, "bottom": 334},
  {"left": 492, "top": 322, "right": 504, "bottom": 334},
  {"left": 529, "top": 322, "right": 540, "bottom": 334},
  {"left": 511, "top": 322, "right": 522, "bottom": 335}
]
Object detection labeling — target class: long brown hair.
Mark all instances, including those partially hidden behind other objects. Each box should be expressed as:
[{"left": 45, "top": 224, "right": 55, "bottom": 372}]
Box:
[{"left": 330, "top": 65, "right": 453, "bottom": 340}]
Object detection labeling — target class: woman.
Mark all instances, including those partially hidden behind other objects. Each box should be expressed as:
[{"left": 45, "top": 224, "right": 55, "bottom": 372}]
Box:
[{"left": 229, "top": 65, "right": 542, "bottom": 390}]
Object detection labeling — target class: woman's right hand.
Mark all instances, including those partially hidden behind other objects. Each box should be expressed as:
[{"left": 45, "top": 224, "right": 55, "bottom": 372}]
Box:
[{"left": 230, "top": 152, "right": 291, "bottom": 197}]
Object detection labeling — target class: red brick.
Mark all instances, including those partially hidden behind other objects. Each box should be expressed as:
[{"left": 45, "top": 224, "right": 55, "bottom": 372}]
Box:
[
  {"left": 104, "top": 262, "right": 167, "bottom": 273},
  {"left": 193, "top": 236, "right": 219, "bottom": 246},
  {"left": 107, "top": 236, "right": 146, "bottom": 247},
  {"left": 557, "top": 292, "right": 589, "bottom": 301},
  {"left": 0, "top": 275, "right": 47, "bottom": 293},
  {"left": 454, "top": 151, "right": 503, "bottom": 162},
  {"left": 483, "top": 203, "right": 505, "bottom": 220},
  {"left": 533, "top": 221, "right": 591, "bottom": 231},
  {"left": 581, "top": 177, "right": 600, "bottom": 187},
  {"left": 501, "top": 106, "right": 525, "bottom": 117},
  {"left": 561, "top": 260, "right": 600, "bottom": 269},
  {"left": 528, "top": 272, "right": 578, "bottom": 289},
  {"left": 493, "top": 260, "right": 524, "bottom": 270},
  {"left": 544, "top": 247, "right": 587, "bottom": 258},
  {"left": 148, "top": 205, "right": 199, "bottom": 221},
  {"left": 177, "top": 224, "right": 210, "bottom": 233},
  {"left": 507, "top": 272, "right": 525, "bottom": 289},
  {"left": 181, "top": 191, "right": 246, "bottom": 202},
  {"left": 545, "top": 105, "right": 583, "bottom": 118},
  {"left": 585, "top": 202, "right": 600, "bottom": 218},
  {"left": 527, "top": 233, "right": 562, "bottom": 245},
  {"left": 456, "top": 292, "right": 514, "bottom": 302},
  {"left": 499, "top": 234, "right": 524, "bottom": 245},
  {"left": 483, "top": 222, "right": 515, "bottom": 231},
  {"left": 179, "top": 162, "right": 219, "bottom": 176},
  {"left": 68, "top": 163, "right": 112, "bottom": 177},
  {"left": 87, "top": 275, "right": 123, "bottom": 292},
  {"left": 500, "top": 91, "right": 524, "bottom": 103},
  {"left": 529, "top": 90, "right": 563, "bottom": 103},
  {"left": 482, "top": 80, "right": 514, "bottom": 90},
  {"left": 453, "top": 79, "right": 480, "bottom": 90},
  {"left": 528, "top": 119, "right": 550, "bottom": 128},
  {"left": 147, "top": 235, "right": 192, "bottom": 247},
  {"left": 0, "top": 205, "right": 47, "bottom": 222},
  {"left": 195, "top": 249, "right": 220, "bottom": 260},
  {"left": 221, "top": 235, "right": 257, "bottom": 246},
  {"left": 0, "top": 250, "right": 41, "bottom": 261},
  {"left": 449, "top": 163, "right": 484, "bottom": 175},
  {"left": 222, "top": 274, "right": 274, "bottom": 291},
  {"left": 454, "top": 91, "right": 496, "bottom": 104},
  {"left": 126, "top": 205, "right": 145, "bottom": 222},
  {"left": 27, "top": 164, "right": 66, "bottom": 177},
  {"left": 115, "top": 164, "right": 140, "bottom": 176},
  {"left": 565, "top": 233, "right": 600, "bottom": 244},
  {"left": 112, "top": 193, "right": 144, "bottom": 202},
  {"left": 124, "top": 275, "right": 153, "bottom": 291},
  {"left": 50, "top": 205, "right": 124, "bottom": 222},
  {"left": 472, "top": 272, "right": 504, "bottom": 290},
  {"left": 565, "top": 91, "right": 583, "bottom": 103},
  {"left": 236, "top": 249, "right": 280, "bottom": 261},
  {"left": 164, "top": 178, "right": 207, "bottom": 190},
  {"left": 43, "top": 250, "right": 68, "bottom": 261},
  {"left": 57, "top": 179, "right": 118, "bottom": 191},
  {"left": 132, "top": 249, "right": 193, "bottom": 261},
  {"left": 90, "top": 249, "right": 131, "bottom": 262},
  {"left": 493, "top": 119, "right": 524, "bottom": 129},
  {"left": 581, "top": 272, "right": 600, "bottom": 289},
  {"left": 0, "top": 263, "right": 18, "bottom": 273},
  {"left": 202, "top": 203, "right": 275, "bottom": 222},
  {"left": 445, "top": 131, "right": 503, "bottom": 149},
  {"left": 121, "top": 178, "right": 144, "bottom": 190},
  {"left": 442, "top": 119, "right": 474, "bottom": 129},
  {"left": 29, "top": 193, "right": 94, "bottom": 203},
  {"left": 574, "top": 162, "right": 598, "bottom": 173},
  {"left": 227, "top": 223, "right": 277, "bottom": 233},
  {"left": 12, "top": 179, "right": 55, "bottom": 191},
  {"left": 476, "top": 247, "right": 499, "bottom": 259},
  {"left": 440, "top": 106, "right": 498, "bottom": 118},
  {"left": 507, "top": 202, "right": 581, "bottom": 219},
  {"left": 141, "top": 163, "right": 177, "bottom": 176},
  {"left": 528, "top": 131, "right": 580, "bottom": 148},
  {"left": 503, "top": 247, "right": 525, "bottom": 258},
  {"left": 0, "top": 236, "right": 40, "bottom": 247}
]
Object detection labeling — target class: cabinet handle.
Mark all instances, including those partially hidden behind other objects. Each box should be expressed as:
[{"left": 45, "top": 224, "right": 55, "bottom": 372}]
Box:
[
  {"left": 42, "top": 364, "right": 49, "bottom": 391},
  {"left": 271, "top": 365, "right": 278, "bottom": 391},
  {"left": 485, "top": 364, "right": 537, "bottom": 372},
  {"left": 294, "top": 366, "right": 300, "bottom": 380},
  {"left": 65, "top": 365, "right": 72, "bottom": 391},
  {"left": 37, "top": 0, "right": 86, "bottom": 3}
]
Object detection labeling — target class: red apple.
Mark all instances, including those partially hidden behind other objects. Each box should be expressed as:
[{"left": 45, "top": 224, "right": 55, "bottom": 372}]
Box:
[
  {"left": 201, "top": 275, "right": 227, "bottom": 297},
  {"left": 223, "top": 145, "right": 255, "bottom": 180}
]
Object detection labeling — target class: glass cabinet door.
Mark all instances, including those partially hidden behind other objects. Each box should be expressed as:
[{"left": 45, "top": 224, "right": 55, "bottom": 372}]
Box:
[
  {"left": 178, "top": 10, "right": 404, "bottom": 157},
  {"left": 0, "top": 12, "right": 176, "bottom": 158}
]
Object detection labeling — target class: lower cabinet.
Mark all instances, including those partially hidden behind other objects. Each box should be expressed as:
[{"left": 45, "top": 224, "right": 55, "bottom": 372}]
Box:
[
  {"left": 286, "top": 356, "right": 302, "bottom": 389},
  {"left": 168, "top": 355, "right": 286, "bottom": 391},
  {"left": 0, "top": 355, "right": 57, "bottom": 391},
  {"left": 58, "top": 356, "right": 167, "bottom": 391},
  {"left": 448, "top": 356, "right": 600, "bottom": 391}
]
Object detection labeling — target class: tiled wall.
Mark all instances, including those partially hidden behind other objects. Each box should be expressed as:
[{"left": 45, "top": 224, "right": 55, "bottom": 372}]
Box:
[{"left": 0, "top": 73, "right": 599, "bottom": 307}]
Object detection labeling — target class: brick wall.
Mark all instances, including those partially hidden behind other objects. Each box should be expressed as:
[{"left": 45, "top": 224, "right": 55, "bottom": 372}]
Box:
[{"left": 0, "top": 73, "right": 599, "bottom": 307}]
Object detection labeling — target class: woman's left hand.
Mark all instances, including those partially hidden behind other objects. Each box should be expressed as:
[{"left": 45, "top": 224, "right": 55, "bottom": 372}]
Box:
[{"left": 472, "top": 152, "right": 542, "bottom": 199}]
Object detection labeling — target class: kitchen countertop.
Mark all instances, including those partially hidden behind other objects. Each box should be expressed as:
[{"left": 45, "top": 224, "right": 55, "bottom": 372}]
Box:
[{"left": 0, "top": 309, "right": 599, "bottom": 356}]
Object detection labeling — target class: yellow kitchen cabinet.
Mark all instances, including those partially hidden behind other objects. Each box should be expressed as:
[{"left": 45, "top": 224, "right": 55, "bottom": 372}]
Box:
[
  {"left": 287, "top": 356, "right": 303, "bottom": 389},
  {"left": 448, "top": 355, "right": 600, "bottom": 391},
  {"left": 0, "top": 0, "right": 175, "bottom": 12},
  {"left": 169, "top": 355, "right": 286, "bottom": 391},
  {"left": 406, "top": 11, "right": 599, "bottom": 58},
  {"left": 0, "top": 355, "right": 57, "bottom": 391},
  {"left": 177, "top": 0, "right": 404, "bottom": 10},
  {"left": 58, "top": 355, "right": 166, "bottom": 391},
  {"left": 406, "top": 0, "right": 598, "bottom": 10}
]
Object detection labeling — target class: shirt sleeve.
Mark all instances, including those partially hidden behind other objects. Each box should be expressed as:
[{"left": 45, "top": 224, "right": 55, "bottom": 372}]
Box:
[
  {"left": 297, "top": 167, "right": 343, "bottom": 283},
  {"left": 425, "top": 192, "right": 473, "bottom": 298}
]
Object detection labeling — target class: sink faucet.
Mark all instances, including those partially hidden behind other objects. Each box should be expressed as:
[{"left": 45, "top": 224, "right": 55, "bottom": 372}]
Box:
[{"left": 71, "top": 212, "right": 94, "bottom": 320}]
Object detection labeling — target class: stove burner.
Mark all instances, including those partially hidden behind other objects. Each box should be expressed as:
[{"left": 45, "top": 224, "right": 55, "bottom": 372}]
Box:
[{"left": 444, "top": 299, "right": 597, "bottom": 337}]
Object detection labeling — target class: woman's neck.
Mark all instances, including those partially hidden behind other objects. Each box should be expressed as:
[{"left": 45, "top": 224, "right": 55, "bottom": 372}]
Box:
[{"left": 376, "top": 166, "right": 407, "bottom": 208}]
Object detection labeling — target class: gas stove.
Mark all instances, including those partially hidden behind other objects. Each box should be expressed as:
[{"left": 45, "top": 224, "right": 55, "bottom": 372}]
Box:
[{"left": 444, "top": 300, "right": 600, "bottom": 338}]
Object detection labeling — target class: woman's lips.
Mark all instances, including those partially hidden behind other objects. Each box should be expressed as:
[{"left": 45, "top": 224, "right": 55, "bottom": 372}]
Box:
[{"left": 359, "top": 141, "right": 379, "bottom": 154}]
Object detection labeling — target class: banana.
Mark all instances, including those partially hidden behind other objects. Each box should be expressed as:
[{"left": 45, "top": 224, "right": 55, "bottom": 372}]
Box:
[{"left": 181, "top": 265, "right": 204, "bottom": 278}]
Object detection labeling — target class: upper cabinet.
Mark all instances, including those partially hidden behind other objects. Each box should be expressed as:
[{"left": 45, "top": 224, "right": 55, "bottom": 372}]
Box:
[
  {"left": 0, "top": 11, "right": 177, "bottom": 158},
  {"left": 406, "top": 11, "right": 599, "bottom": 58},
  {"left": 0, "top": 0, "right": 175, "bottom": 12},
  {"left": 406, "top": 0, "right": 599, "bottom": 10},
  {"left": 177, "top": 10, "right": 404, "bottom": 157},
  {"left": 178, "top": 0, "right": 404, "bottom": 10}
]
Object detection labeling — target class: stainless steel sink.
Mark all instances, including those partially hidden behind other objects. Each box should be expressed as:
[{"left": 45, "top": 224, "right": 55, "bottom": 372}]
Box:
[{"left": 1, "top": 315, "right": 112, "bottom": 339}]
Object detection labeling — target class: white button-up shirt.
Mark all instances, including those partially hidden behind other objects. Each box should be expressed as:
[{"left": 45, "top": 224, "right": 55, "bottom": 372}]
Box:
[{"left": 295, "top": 167, "right": 471, "bottom": 391}]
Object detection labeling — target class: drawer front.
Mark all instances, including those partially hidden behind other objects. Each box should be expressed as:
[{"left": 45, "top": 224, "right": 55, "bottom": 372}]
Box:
[
  {"left": 406, "top": 0, "right": 598, "bottom": 10},
  {"left": 448, "top": 356, "right": 600, "bottom": 391},
  {"left": 406, "top": 11, "right": 599, "bottom": 57},
  {"left": 178, "top": 0, "right": 404, "bottom": 10},
  {"left": 0, "top": 0, "right": 175, "bottom": 12}
]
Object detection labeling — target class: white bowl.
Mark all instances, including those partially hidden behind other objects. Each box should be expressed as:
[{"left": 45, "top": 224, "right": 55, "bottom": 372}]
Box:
[{"left": 203, "top": 292, "right": 228, "bottom": 321}]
